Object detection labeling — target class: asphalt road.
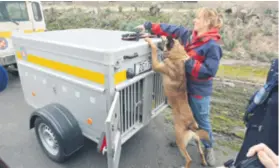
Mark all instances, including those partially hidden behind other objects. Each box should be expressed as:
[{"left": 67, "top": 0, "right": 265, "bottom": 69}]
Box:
[{"left": 0, "top": 73, "right": 235, "bottom": 168}]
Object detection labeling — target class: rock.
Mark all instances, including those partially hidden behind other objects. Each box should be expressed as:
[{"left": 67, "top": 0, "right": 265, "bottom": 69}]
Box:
[
  {"left": 223, "top": 81, "right": 235, "bottom": 88},
  {"left": 118, "top": 6, "right": 122, "bottom": 12},
  {"left": 240, "top": 9, "right": 248, "bottom": 15},
  {"left": 225, "top": 6, "right": 238, "bottom": 15},
  {"left": 149, "top": 2, "right": 161, "bottom": 16}
]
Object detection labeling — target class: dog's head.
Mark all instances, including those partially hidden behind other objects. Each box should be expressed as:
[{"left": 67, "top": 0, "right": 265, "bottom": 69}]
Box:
[{"left": 160, "top": 36, "right": 188, "bottom": 60}]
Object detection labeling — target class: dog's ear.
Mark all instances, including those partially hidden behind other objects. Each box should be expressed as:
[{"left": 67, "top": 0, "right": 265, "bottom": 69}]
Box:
[{"left": 166, "top": 36, "right": 175, "bottom": 51}]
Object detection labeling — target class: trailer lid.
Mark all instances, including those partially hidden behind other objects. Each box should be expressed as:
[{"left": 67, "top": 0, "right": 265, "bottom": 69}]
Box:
[{"left": 12, "top": 28, "right": 162, "bottom": 53}]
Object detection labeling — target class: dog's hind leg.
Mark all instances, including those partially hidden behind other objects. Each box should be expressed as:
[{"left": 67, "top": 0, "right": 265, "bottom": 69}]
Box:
[
  {"left": 193, "top": 133, "right": 207, "bottom": 166},
  {"left": 177, "top": 138, "right": 192, "bottom": 168},
  {"left": 175, "top": 123, "right": 192, "bottom": 168}
]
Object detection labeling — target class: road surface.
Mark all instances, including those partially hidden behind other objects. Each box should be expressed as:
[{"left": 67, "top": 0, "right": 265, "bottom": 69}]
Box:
[{"left": 0, "top": 73, "right": 236, "bottom": 168}]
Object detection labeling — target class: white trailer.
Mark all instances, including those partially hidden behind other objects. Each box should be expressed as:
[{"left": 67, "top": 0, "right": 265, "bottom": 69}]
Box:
[{"left": 11, "top": 28, "right": 168, "bottom": 168}]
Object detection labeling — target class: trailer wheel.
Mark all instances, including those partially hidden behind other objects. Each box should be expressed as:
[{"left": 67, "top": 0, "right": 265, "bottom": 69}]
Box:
[
  {"left": 30, "top": 103, "right": 84, "bottom": 163},
  {"left": 34, "top": 117, "right": 66, "bottom": 162},
  {"left": 0, "top": 65, "right": 8, "bottom": 92}
]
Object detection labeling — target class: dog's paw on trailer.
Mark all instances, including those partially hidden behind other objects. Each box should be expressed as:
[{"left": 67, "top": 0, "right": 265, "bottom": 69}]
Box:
[{"left": 11, "top": 28, "right": 168, "bottom": 168}]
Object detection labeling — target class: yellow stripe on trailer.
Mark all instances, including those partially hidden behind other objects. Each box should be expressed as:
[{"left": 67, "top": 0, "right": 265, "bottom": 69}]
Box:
[
  {"left": 0, "top": 29, "right": 45, "bottom": 38},
  {"left": 114, "top": 70, "right": 127, "bottom": 85},
  {"left": 27, "top": 54, "right": 106, "bottom": 85},
  {"left": 0, "top": 32, "right": 12, "bottom": 38},
  {"left": 16, "top": 52, "right": 128, "bottom": 85}
]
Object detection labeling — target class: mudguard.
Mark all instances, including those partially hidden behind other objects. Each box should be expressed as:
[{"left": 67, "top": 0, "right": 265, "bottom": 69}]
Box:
[
  {"left": 29, "top": 103, "right": 84, "bottom": 156},
  {"left": 0, "top": 65, "right": 8, "bottom": 92}
]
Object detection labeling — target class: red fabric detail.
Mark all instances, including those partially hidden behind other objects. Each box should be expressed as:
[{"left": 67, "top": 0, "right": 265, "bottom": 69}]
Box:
[
  {"left": 151, "top": 24, "right": 176, "bottom": 38},
  {"left": 186, "top": 28, "right": 221, "bottom": 51},
  {"left": 191, "top": 60, "right": 202, "bottom": 78},
  {"left": 100, "top": 136, "right": 107, "bottom": 152},
  {"left": 192, "top": 28, "right": 221, "bottom": 42},
  {"left": 192, "top": 94, "right": 203, "bottom": 99},
  {"left": 187, "top": 49, "right": 205, "bottom": 62},
  {"left": 190, "top": 76, "right": 213, "bottom": 82},
  {"left": 186, "top": 50, "right": 196, "bottom": 58}
]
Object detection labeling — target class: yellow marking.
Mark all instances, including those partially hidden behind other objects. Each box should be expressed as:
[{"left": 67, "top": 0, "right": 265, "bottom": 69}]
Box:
[
  {"left": 0, "top": 32, "right": 12, "bottom": 38},
  {"left": 24, "top": 30, "right": 33, "bottom": 34},
  {"left": 0, "top": 29, "right": 45, "bottom": 38},
  {"left": 26, "top": 54, "right": 106, "bottom": 85},
  {"left": 114, "top": 70, "right": 127, "bottom": 85},
  {"left": 35, "top": 29, "right": 45, "bottom": 32},
  {"left": 16, "top": 51, "right": 23, "bottom": 60}
]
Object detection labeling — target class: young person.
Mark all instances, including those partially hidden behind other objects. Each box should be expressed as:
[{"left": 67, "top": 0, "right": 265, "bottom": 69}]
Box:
[{"left": 136, "top": 7, "right": 223, "bottom": 166}]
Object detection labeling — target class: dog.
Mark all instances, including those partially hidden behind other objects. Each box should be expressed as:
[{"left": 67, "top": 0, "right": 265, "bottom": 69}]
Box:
[{"left": 144, "top": 36, "right": 210, "bottom": 168}]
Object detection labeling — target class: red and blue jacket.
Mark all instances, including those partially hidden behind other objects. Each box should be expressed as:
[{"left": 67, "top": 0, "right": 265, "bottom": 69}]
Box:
[{"left": 144, "top": 22, "right": 223, "bottom": 97}]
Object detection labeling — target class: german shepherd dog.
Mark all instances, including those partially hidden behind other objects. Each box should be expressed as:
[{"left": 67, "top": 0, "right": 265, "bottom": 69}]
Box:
[{"left": 144, "top": 36, "right": 210, "bottom": 168}]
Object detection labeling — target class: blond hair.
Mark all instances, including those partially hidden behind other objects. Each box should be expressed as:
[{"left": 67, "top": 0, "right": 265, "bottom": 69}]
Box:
[{"left": 196, "top": 7, "right": 223, "bottom": 29}]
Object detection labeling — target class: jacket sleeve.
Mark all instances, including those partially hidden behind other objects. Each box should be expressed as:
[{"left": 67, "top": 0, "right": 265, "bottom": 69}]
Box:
[
  {"left": 185, "top": 44, "right": 222, "bottom": 79},
  {"left": 144, "top": 22, "right": 189, "bottom": 44}
]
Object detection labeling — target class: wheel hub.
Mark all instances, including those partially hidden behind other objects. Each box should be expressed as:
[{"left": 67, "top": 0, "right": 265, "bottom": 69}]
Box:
[{"left": 38, "top": 123, "right": 59, "bottom": 156}]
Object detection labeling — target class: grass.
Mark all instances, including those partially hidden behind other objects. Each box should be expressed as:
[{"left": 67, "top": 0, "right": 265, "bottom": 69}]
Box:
[
  {"left": 216, "top": 64, "right": 269, "bottom": 83},
  {"left": 216, "top": 139, "right": 242, "bottom": 151}
]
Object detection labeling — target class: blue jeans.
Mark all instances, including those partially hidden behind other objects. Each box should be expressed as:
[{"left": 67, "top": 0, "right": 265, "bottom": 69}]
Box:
[{"left": 188, "top": 95, "right": 214, "bottom": 148}]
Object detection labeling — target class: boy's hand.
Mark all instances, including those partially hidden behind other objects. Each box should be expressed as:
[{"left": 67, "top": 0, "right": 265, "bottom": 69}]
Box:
[
  {"left": 135, "top": 25, "right": 145, "bottom": 33},
  {"left": 247, "top": 143, "right": 278, "bottom": 168},
  {"left": 144, "top": 38, "right": 156, "bottom": 48}
]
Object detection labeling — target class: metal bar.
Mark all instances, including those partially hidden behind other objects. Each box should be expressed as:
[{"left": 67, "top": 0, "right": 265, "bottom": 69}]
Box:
[
  {"left": 120, "top": 91, "right": 124, "bottom": 133},
  {"left": 155, "top": 74, "right": 159, "bottom": 107},
  {"left": 121, "top": 123, "right": 145, "bottom": 145},
  {"left": 153, "top": 74, "right": 156, "bottom": 108},
  {"left": 159, "top": 74, "right": 163, "bottom": 106},
  {"left": 160, "top": 75, "right": 164, "bottom": 104},
  {"left": 140, "top": 80, "right": 143, "bottom": 122},
  {"left": 152, "top": 74, "right": 155, "bottom": 110},
  {"left": 128, "top": 85, "right": 131, "bottom": 128},
  {"left": 124, "top": 88, "right": 128, "bottom": 131},
  {"left": 137, "top": 81, "right": 140, "bottom": 122},
  {"left": 115, "top": 71, "right": 154, "bottom": 91},
  {"left": 132, "top": 83, "right": 135, "bottom": 126}
]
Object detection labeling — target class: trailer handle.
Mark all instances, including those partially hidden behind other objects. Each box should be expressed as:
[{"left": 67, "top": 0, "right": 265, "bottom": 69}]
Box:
[{"left": 123, "top": 53, "right": 139, "bottom": 60}]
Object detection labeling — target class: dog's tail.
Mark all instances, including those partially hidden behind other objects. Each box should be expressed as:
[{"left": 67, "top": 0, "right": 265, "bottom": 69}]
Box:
[{"left": 196, "top": 129, "right": 210, "bottom": 142}]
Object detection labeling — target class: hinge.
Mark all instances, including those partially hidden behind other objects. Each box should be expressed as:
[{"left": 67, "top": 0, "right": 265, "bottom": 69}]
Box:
[
  {"left": 102, "top": 147, "right": 107, "bottom": 155},
  {"left": 114, "top": 60, "right": 121, "bottom": 71}
]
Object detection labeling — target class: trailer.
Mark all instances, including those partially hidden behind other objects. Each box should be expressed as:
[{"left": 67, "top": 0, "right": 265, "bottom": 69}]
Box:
[{"left": 11, "top": 28, "right": 168, "bottom": 168}]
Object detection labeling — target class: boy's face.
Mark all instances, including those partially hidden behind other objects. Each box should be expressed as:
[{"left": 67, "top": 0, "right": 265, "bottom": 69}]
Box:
[{"left": 193, "top": 12, "right": 209, "bottom": 32}]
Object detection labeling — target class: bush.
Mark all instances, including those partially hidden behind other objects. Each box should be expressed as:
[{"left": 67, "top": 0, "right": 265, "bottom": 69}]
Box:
[{"left": 43, "top": 6, "right": 278, "bottom": 62}]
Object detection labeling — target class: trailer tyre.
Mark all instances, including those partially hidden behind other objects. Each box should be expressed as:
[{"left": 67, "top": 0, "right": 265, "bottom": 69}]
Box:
[
  {"left": 0, "top": 65, "right": 8, "bottom": 92},
  {"left": 34, "top": 117, "right": 66, "bottom": 162}
]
